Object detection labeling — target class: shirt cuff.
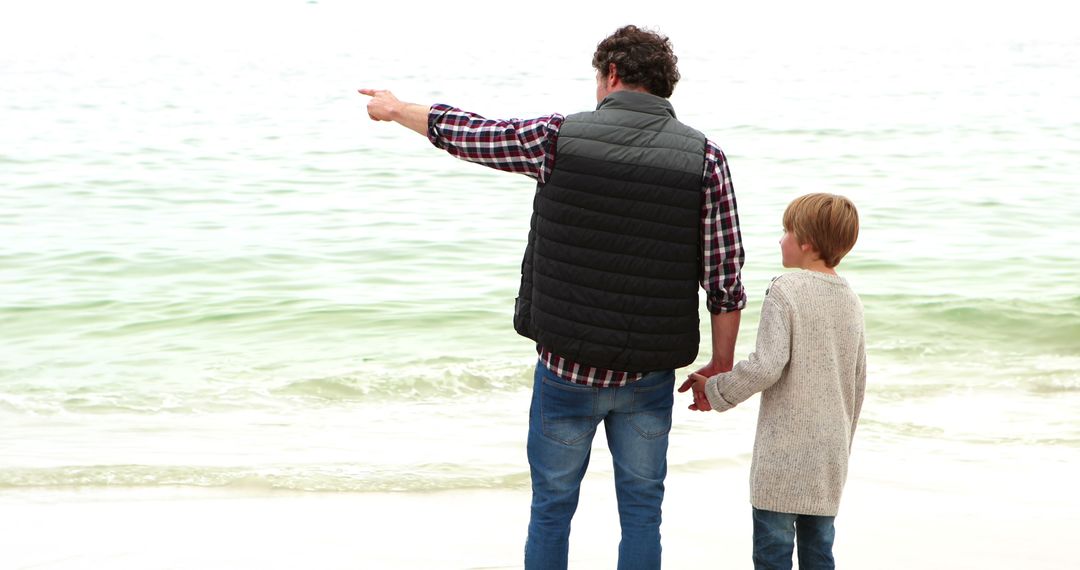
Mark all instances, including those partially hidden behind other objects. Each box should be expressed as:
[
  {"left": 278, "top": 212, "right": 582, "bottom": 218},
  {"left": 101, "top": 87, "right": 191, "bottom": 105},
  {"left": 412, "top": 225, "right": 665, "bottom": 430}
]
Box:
[
  {"left": 428, "top": 103, "right": 456, "bottom": 148},
  {"left": 706, "top": 289, "right": 747, "bottom": 314}
]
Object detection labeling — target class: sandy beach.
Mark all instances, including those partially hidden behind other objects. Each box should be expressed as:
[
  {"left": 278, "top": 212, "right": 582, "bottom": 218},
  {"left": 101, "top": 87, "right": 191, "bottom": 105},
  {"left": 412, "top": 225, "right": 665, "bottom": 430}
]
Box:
[{"left": 3, "top": 443, "right": 1074, "bottom": 569}]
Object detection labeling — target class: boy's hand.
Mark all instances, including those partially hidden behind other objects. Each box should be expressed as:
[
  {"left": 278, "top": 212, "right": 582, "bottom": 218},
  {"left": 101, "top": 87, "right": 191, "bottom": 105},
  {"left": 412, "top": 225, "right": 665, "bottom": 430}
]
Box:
[{"left": 677, "top": 373, "right": 712, "bottom": 412}]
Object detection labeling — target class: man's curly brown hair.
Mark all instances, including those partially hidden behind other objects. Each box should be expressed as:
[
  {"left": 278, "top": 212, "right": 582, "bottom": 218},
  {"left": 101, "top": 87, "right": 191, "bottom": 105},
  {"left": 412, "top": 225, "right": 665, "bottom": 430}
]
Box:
[{"left": 592, "top": 25, "right": 680, "bottom": 98}]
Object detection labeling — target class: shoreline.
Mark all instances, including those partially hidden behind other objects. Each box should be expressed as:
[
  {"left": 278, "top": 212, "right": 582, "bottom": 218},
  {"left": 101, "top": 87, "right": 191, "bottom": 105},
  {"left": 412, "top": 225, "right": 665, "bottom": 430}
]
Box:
[{"left": 2, "top": 455, "right": 1075, "bottom": 570}]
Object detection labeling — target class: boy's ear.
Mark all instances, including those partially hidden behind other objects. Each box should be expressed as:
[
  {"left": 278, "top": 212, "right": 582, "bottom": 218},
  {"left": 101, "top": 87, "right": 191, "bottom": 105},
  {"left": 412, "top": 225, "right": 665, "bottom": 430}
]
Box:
[{"left": 800, "top": 241, "right": 823, "bottom": 259}]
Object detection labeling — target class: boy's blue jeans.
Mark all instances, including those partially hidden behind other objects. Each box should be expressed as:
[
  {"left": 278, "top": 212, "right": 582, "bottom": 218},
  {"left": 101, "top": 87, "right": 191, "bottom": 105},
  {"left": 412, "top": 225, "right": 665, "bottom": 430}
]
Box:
[
  {"left": 524, "top": 362, "right": 674, "bottom": 570},
  {"left": 752, "top": 507, "right": 836, "bottom": 570}
]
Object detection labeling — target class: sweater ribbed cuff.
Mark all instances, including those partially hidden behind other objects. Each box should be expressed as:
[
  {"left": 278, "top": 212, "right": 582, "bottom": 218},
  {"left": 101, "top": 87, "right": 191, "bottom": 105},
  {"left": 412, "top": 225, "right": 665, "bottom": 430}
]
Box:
[{"left": 704, "top": 377, "right": 736, "bottom": 412}]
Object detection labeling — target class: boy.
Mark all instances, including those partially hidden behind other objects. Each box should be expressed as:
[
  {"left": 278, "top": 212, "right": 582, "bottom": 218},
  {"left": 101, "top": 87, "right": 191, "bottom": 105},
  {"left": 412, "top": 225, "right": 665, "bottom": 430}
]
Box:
[{"left": 679, "top": 193, "right": 866, "bottom": 570}]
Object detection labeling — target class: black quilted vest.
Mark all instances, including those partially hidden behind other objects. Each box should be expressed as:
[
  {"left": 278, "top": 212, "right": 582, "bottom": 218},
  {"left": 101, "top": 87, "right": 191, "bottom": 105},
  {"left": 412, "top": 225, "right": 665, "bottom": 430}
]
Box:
[{"left": 513, "top": 91, "right": 706, "bottom": 372}]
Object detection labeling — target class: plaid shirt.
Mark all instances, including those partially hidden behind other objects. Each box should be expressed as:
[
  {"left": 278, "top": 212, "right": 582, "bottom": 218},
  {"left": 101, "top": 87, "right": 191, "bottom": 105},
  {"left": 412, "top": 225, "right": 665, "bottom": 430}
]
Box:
[{"left": 428, "top": 103, "right": 746, "bottom": 387}]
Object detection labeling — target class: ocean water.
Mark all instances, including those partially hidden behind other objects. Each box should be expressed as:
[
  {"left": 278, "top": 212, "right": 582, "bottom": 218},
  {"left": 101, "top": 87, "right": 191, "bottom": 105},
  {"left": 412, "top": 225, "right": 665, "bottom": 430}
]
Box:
[{"left": 1, "top": 0, "right": 1078, "bottom": 498}]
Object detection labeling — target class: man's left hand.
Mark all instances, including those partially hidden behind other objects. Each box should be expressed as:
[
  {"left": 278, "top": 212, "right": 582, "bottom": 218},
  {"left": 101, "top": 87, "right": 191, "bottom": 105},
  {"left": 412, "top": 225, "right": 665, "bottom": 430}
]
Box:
[{"left": 677, "top": 374, "right": 712, "bottom": 412}]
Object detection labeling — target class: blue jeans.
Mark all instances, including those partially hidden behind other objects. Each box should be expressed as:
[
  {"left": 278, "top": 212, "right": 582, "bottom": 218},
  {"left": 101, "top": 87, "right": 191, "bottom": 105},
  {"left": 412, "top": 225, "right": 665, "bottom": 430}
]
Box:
[
  {"left": 524, "top": 362, "right": 674, "bottom": 570},
  {"left": 752, "top": 507, "right": 836, "bottom": 570}
]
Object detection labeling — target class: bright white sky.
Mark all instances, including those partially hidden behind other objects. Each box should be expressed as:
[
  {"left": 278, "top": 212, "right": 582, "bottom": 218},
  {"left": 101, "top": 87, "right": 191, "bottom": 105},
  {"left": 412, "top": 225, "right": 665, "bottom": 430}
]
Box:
[{"left": 2, "top": 0, "right": 1076, "bottom": 56}]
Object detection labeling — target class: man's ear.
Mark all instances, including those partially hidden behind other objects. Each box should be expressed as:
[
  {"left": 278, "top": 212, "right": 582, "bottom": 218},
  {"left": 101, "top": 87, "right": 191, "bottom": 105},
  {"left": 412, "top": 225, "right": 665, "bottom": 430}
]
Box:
[{"left": 607, "top": 63, "right": 619, "bottom": 85}]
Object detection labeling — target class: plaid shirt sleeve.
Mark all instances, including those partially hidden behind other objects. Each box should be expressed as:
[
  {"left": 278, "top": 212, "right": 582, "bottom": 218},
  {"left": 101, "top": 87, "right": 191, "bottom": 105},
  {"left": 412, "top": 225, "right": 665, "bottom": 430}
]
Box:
[
  {"left": 702, "top": 140, "right": 747, "bottom": 313},
  {"left": 427, "top": 104, "right": 563, "bottom": 182}
]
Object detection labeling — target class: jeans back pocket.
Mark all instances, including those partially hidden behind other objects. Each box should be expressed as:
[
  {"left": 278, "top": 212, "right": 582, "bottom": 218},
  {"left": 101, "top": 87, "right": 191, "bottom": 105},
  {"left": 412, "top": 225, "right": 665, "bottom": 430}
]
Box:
[
  {"left": 540, "top": 378, "right": 599, "bottom": 445},
  {"left": 629, "top": 378, "right": 674, "bottom": 439}
]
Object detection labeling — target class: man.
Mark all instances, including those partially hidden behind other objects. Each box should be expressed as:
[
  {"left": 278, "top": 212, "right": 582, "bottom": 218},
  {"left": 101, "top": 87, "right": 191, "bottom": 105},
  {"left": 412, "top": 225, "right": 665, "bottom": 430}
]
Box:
[{"left": 361, "top": 25, "right": 745, "bottom": 570}]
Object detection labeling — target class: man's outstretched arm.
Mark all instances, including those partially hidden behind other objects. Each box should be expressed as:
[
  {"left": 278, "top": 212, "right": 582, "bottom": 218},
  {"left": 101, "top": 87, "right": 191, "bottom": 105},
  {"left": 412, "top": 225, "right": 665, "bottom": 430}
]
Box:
[
  {"left": 360, "top": 89, "right": 563, "bottom": 182},
  {"left": 359, "top": 89, "right": 430, "bottom": 136}
]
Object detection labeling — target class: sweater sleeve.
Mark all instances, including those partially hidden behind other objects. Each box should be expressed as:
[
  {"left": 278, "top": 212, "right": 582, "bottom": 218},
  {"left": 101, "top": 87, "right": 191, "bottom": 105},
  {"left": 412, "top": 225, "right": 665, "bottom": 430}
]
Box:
[
  {"left": 850, "top": 329, "right": 867, "bottom": 443},
  {"left": 704, "top": 293, "right": 792, "bottom": 412}
]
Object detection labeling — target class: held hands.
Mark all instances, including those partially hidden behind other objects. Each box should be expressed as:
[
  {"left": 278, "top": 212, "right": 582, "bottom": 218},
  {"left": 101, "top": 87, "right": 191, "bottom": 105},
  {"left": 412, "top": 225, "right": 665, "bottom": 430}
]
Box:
[
  {"left": 677, "top": 373, "right": 713, "bottom": 412},
  {"left": 677, "top": 359, "right": 731, "bottom": 412},
  {"left": 358, "top": 88, "right": 402, "bottom": 122},
  {"left": 691, "top": 360, "right": 731, "bottom": 379}
]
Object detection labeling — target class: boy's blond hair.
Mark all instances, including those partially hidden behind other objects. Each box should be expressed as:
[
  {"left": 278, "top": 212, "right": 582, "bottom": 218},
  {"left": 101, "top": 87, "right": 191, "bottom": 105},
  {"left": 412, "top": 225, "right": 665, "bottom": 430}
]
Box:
[{"left": 782, "top": 193, "right": 859, "bottom": 268}]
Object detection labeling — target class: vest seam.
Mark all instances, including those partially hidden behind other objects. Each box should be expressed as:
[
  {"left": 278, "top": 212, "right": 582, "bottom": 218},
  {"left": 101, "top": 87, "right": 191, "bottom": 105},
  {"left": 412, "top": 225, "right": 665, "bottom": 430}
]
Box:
[
  {"left": 537, "top": 192, "right": 698, "bottom": 232},
  {"left": 532, "top": 309, "right": 695, "bottom": 347},
  {"left": 534, "top": 265, "right": 697, "bottom": 301},
  {"left": 552, "top": 163, "right": 704, "bottom": 186},
  {"left": 555, "top": 144, "right": 705, "bottom": 176},
  {"left": 534, "top": 235, "right": 694, "bottom": 268},
  {"left": 566, "top": 115, "right": 706, "bottom": 145},
  {"left": 562, "top": 133, "right": 706, "bottom": 151},
  {"left": 536, "top": 217, "right": 697, "bottom": 257}
]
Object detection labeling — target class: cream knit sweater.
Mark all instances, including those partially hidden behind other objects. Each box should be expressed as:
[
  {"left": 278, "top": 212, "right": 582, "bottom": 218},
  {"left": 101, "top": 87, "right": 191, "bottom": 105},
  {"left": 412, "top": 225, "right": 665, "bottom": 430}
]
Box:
[{"left": 704, "top": 270, "right": 866, "bottom": 517}]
